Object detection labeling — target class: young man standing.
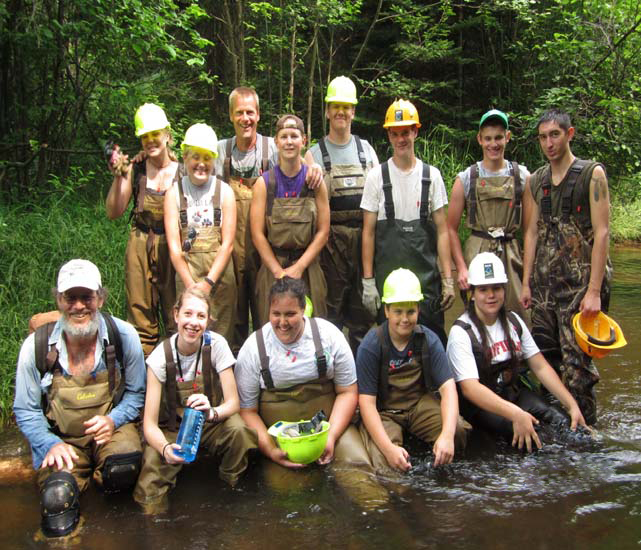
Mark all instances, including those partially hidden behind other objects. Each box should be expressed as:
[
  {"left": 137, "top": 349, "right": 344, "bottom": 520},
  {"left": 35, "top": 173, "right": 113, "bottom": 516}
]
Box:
[
  {"left": 305, "top": 76, "right": 379, "bottom": 352},
  {"left": 520, "top": 109, "right": 611, "bottom": 425},
  {"left": 360, "top": 99, "right": 455, "bottom": 347},
  {"left": 447, "top": 109, "right": 529, "bottom": 318}
]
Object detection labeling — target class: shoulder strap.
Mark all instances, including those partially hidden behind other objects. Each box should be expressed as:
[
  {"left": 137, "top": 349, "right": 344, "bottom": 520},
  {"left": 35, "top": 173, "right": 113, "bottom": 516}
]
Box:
[
  {"left": 468, "top": 163, "right": 479, "bottom": 225},
  {"left": 163, "top": 338, "right": 178, "bottom": 432},
  {"left": 34, "top": 322, "right": 57, "bottom": 376},
  {"left": 539, "top": 165, "right": 553, "bottom": 222},
  {"left": 511, "top": 161, "right": 523, "bottom": 226},
  {"left": 506, "top": 311, "right": 523, "bottom": 339},
  {"left": 453, "top": 319, "right": 485, "bottom": 371},
  {"left": 354, "top": 135, "right": 367, "bottom": 170},
  {"left": 266, "top": 168, "right": 277, "bottom": 217},
  {"left": 309, "top": 318, "right": 327, "bottom": 378},
  {"left": 133, "top": 161, "right": 147, "bottom": 215},
  {"left": 413, "top": 327, "right": 433, "bottom": 390},
  {"left": 101, "top": 313, "right": 123, "bottom": 397},
  {"left": 261, "top": 135, "right": 270, "bottom": 174},
  {"left": 201, "top": 332, "right": 221, "bottom": 407},
  {"left": 318, "top": 138, "right": 332, "bottom": 172},
  {"left": 256, "top": 327, "right": 274, "bottom": 389},
  {"left": 375, "top": 323, "right": 390, "bottom": 405},
  {"left": 419, "top": 162, "right": 431, "bottom": 221},
  {"left": 562, "top": 159, "right": 592, "bottom": 221},
  {"left": 177, "top": 176, "right": 188, "bottom": 228},
  {"left": 381, "top": 161, "right": 395, "bottom": 222},
  {"left": 223, "top": 139, "right": 232, "bottom": 181},
  {"left": 212, "top": 178, "right": 222, "bottom": 226}
]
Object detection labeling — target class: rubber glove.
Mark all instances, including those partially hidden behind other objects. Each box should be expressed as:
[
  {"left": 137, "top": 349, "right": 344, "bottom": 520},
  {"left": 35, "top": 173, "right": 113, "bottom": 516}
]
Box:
[
  {"left": 362, "top": 278, "right": 381, "bottom": 317},
  {"left": 440, "top": 277, "right": 455, "bottom": 311}
]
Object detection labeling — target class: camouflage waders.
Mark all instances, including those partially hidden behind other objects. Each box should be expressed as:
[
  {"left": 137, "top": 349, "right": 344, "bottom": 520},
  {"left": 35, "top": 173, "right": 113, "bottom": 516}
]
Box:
[
  {"left": 317, "top": 136, "right": 375, "bottom": 353},
  {"left": 223, "top": 136, "right": 269, "bottom": 353},
  {"left": 530, "top": 159, "right": 612, "bottom": 425},
  {"left": 358, "top": 322, "right": 469, "bottom": 473},
  {"left": 464, "top": 162, "right": 526, "bottom": 320},
  {"left": 176, "top": 177, "right": 237, "bottom": 343},
  {"left": 255, "top": 169, "right": 327, "bottom": 326},
  {"left": 125, "top": 162, "right": 180, "bottom": 356}
]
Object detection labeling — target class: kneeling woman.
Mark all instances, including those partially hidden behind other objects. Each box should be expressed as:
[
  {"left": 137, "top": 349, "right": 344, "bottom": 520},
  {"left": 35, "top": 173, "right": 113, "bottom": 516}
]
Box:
[
  {"left": 235, "top": 277, "right": 370, "bottom": 469},
  {"left": 250, "top": 114, "right": 329, "bottom": 326},
  {"left": 134, "top": 288, "right": 257, "bottom": 513},
  {"left": 164, "top": 123, "right": 237, "bottom": 343},
  {"left": 447, "top": 252, "right": 587, "bottom": 452}
]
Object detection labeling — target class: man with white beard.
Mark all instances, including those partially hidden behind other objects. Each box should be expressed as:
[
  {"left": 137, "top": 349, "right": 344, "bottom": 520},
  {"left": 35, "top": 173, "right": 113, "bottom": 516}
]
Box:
[{"left": 14, "top": 259, "right": 146, "bottom": 538}]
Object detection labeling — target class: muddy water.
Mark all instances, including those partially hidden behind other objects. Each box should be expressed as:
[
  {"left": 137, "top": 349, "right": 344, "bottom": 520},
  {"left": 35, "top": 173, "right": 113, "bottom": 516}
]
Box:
[{"left": 1, "top": 248, "right": 640, "bottom": 549}]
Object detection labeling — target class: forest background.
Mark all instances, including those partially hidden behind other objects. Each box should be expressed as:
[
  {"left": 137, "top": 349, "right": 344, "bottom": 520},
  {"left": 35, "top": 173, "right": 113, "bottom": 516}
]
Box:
[{"left": 0, "top": 0, "right": 640, "bottom": 420}]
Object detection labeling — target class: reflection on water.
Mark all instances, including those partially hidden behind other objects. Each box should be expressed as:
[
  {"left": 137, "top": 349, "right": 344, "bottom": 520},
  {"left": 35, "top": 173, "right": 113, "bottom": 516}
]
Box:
[{"left": 2, "top": 248, "right": 641, "bottom": 549}]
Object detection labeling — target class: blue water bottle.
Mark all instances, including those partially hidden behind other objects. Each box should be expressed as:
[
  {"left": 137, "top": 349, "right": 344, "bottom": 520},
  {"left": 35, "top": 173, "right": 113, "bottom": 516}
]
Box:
[{"left": 175, "top": 407, "right": 204, "bottom": 463}]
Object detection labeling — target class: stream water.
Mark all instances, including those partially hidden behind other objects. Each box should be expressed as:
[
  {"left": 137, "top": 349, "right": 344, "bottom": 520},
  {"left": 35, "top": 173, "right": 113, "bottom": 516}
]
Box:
[{"left": 1, "top": 247, "right": 640, "bottom": 549}]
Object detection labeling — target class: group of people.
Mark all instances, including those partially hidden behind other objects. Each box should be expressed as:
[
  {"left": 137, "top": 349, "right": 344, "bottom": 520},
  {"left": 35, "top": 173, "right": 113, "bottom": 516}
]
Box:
[{"left": 13, "top": 75, "right": 611, "bottom": 537}]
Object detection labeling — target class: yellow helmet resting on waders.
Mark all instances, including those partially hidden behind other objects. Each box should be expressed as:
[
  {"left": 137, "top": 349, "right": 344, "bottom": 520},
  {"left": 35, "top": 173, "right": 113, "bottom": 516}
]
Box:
[
  {"left": 382, "top": 268, "right": 424, "bottom": 304},
  {"left": 134, "top": 103, "right": 170, "bottom": 137},
  {"left": 572, "top": 311, "right": 627, "bottom": 359},
  {"left": 325, "top": 76, "right": 358, "bottom": 105},
  {"left": 467, "top": 252, "right": 508, "bottom": 286},
  {"left": 181, "top": 123, "right": 219, "bottom": 157},
  {"left": 383, "top": 99, "right": 421, "bottom": 128},
  {"left": 267, "top": 413, "right": 330, "bottom": 464}
]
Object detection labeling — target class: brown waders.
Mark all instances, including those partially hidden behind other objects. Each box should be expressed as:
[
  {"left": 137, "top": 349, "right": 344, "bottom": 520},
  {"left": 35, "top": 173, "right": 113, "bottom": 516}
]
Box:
[
  {"left": 134, "top": 336, "right": 257, "bottom": 512},
  {"left": 255, "top": 169, "right": 327, "bottom": 326},
  {"left": 125, "top": 162, "right": 180, "bottom": 356},
  {"left": 317, "top": 136, "right": 375, "bottom": 353},
  {"left": 255, "top": 318, "right": 387, "bottom": 507},
  {"left": 37, "top": 367, "right": 141, "bottom": 492},
  {"left": 359, "top": 323, "right": 469, "bottom": 473},
  {"left": 175, "top": 177, "right": 237, "bottom": 343},
  {"left": 375, "top": 161, "right": 446, "bottom": 346},
  {"left": 464, "top": 162, "right": 527, "bottom": 320},
  {"left": 530, "top": 159, "right": 612, "bottom": 425},
  {"left": 224, "top": 136, "right": 269, "bottom": 353}
]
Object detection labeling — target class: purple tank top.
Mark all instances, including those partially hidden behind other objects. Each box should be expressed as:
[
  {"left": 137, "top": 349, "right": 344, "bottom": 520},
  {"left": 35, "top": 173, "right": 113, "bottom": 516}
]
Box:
[{"left": 264, "top": 164, "right": 308, "bottom": 198}]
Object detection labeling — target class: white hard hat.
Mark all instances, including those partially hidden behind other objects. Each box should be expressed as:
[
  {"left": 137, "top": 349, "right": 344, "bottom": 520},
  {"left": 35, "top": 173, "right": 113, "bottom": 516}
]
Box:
[{"left": 467, "top": 252, "right": 508, "bottom": 286}]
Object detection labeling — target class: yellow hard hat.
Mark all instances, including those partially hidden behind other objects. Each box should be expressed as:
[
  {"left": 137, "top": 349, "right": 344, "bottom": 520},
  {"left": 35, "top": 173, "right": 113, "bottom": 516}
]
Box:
[
  {"left": 382, "top": 268, "right": 424, "bottom": 304},
  {"left": 181, "top": 123, "right": 218, "bottom": 157},
  {"left": 134, "top": 103, "right": 170, "bottom": 137},
  {"left": 325, "top": 76, "right": 358, "bottom": 105},
  {"left": 267, "top": 419, "right": 330, "bottom": 464},
  {"left": 572, "top": 311, "right": 627, "bottom": 359},
  {"left": 383, "top": 99, "right": 421, "bottom": 128}
]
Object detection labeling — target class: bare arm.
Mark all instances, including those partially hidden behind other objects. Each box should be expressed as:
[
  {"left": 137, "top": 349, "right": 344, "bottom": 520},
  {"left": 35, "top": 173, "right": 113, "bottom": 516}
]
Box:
[
  {"left": 446, "top": 178, "right": 469, "bottom": 289},
  {"left": 318, "top": 382, "right": 358, "bottom": 464},
  {"left": 433, "top": 206, "right": 453, "bottom": 279},
  {"left": 105, "top": 164, "right": 133, "bottom": 219},
  {"left": 250, "top": 176, "right": 284, "bottom": 277},
  {"left": 362, "top": 210, "right": 377, "bottom": 278},
  {"left": 580, "top": 166, "right": 610, "bottom": 315},
  {"left": 433, "top": 379, "right": 459, "bottom": 466},
  {"left": 520, "top": 177, "right": 538, "bottom": 309},
  {"left": 164, "top": 184, "right": 195, "bottom": 289}
]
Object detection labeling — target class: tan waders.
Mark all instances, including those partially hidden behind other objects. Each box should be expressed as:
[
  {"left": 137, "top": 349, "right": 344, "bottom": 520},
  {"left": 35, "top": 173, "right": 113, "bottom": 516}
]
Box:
[
  {"left": 175, "top": 177, "right": 237, "bottom": 343},
  {"left": 529, "top": 159, "right": 612, "bottom": 425},
  {"left": 464, "top": 162, "right": 526, "bottom": 319},
  {"left": 134, "top": 337, "right": 257, "bottom": 512},
  {"left": 224, "top": 136, "right": 269, "bottom": 353},
  {"left": 375, "top": 162, "right": 446, "bottom": 345},
  {"left": 317, "top": 137, "right": 375, "bottom": 352},
  {"left": 359, "top": 323, "right": 469, "bottom": 473},
  {"left": 255, "top": 318, "right": 387, "bottom": 507},
  {"left": 125, "top": 163, "right": 179, "bottom": 356},
  {"left": 255, "top": 169, "right": 327, "bottom": 326}
]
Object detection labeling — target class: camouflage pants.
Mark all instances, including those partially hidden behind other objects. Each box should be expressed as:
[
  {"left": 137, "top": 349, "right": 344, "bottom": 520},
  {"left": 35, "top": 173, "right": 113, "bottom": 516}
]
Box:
[{"left": 530, "top": 284, "right": 600, "bottom": 425}]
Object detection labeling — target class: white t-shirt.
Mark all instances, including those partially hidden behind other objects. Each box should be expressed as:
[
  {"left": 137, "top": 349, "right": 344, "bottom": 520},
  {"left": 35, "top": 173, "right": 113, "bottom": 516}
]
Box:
[
  {"left": 146, "top": 332, "right": 235, "bottom": 383},
  {"left": 360, "top": 158, "right": 448, "bottom": 221},
  {"left": 235, "top": 317, "right": 356, "bottom": 409},
  {"left": 457, "top": 160, "right": 530, "bottom": 199},
  {"left": 175, "top": 175, "right": 234, "bottom": 228},
  {"left": 446, "top": 312, "right": 539, "bottom": 382}
]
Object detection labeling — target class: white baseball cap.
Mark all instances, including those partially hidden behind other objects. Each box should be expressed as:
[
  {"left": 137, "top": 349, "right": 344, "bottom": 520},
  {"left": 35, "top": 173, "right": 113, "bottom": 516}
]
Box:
[{"left": 57, "top": 259, "right": 102, "bottom": 293}]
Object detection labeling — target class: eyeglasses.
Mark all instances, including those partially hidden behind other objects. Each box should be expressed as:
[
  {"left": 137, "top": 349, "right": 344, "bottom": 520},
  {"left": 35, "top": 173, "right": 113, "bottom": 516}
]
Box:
[
  {"left": 61, "top": 292, "right": 97, "bottom": 305},
  {"left": 182, "top": 227, "right": 198, "bottom": 252}
]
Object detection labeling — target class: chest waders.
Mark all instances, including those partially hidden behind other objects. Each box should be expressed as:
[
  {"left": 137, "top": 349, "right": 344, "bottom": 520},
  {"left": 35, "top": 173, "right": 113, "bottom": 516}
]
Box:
[
  {"left": 464, "top": 162, "right": 525, "bottom": 317},
  {"left": 35, "top": 315, "right": 141, "bottom": 496},
  {"left": 126, "top": 162, "right": 182, "bottom": 355},
  {"left": 255, "top": 169, "right": 327, "bottom": 325},
  {"left": 530, "top": 159, "right": 611, "bottom": 424},
  {"left": 224, "top": 136, "right": 269, "bottom": 352},
  {"left": 176, "top": 177, "right": 237, "bottom": 343},
  {"left": 318, "top": 136, "right": 375, "bottom": 349},
  {"left": 375, "top": 161, "right": 445, "bottom": 343}
]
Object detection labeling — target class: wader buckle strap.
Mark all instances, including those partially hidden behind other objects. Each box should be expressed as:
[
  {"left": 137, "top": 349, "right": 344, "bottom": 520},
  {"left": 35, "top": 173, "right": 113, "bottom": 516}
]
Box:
[
  {"left": 309, "top": 318, "right": 327, "bottom": 378},
  {"left": 419, "top": 163, "right": 431, "bottom": 221},
  {"left": 163, "top": 339, "right": 178, "bottom": 432},
  {"left": 468, "top": 163, "right": 479, "bottom": 225},
  {"left": 256, "top": 327, "right": 275, "bottom": 389},
  {"left": 381, "top": 162, "right": 395, "bottom": 223},
  {"left": 355, "top": 135, "right": 367, "bottom": 171}
]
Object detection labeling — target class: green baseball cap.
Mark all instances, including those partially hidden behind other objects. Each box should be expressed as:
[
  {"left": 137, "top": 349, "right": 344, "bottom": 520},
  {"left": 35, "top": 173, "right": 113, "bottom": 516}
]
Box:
[{"left": 479, "top": 109, "right": 509, "bottom": 130}]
